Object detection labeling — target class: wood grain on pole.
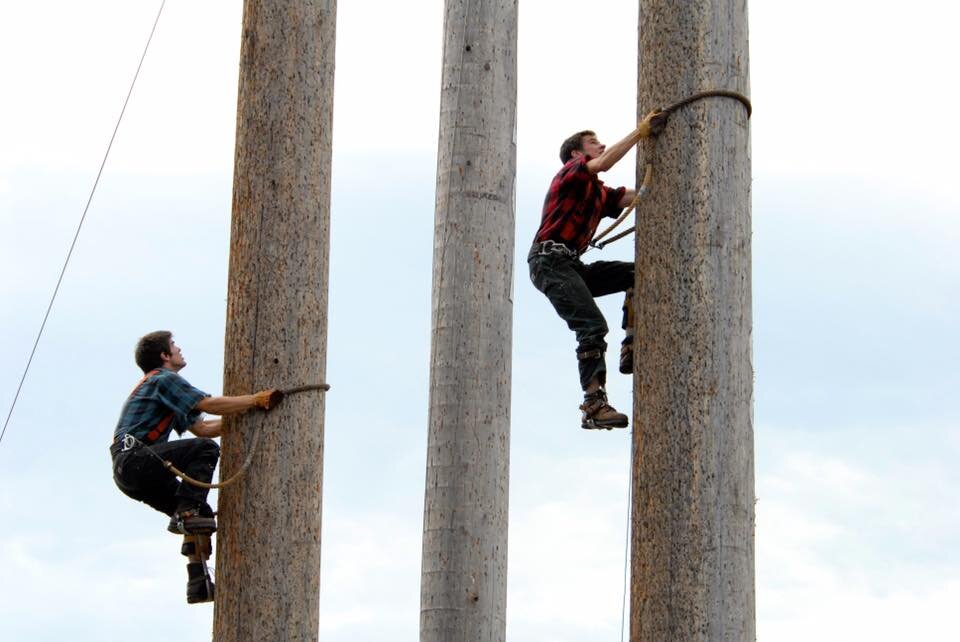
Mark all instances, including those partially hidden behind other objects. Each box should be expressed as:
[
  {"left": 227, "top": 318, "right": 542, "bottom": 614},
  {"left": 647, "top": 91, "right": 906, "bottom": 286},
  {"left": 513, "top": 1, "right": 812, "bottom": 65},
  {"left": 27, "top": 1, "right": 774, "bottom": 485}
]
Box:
[
  {"left": 631, "top": 0, "right": 754, "bottom": 640},
  {"left": 420, "top": 1, "right": 517, "bottom": 640},
  {"left": 213, "top": 1, "right": 335, "bottom": 640}
]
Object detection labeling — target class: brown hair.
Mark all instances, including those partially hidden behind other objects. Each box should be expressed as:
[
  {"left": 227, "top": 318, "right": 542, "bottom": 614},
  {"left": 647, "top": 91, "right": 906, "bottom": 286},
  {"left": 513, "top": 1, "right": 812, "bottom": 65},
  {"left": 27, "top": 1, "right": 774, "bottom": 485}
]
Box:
[
  {"left": 134, "top": 331, "right": 172, "bottom": 373},
  {"left": 559, "top": 130, "right": 595, "bottom": 163}
]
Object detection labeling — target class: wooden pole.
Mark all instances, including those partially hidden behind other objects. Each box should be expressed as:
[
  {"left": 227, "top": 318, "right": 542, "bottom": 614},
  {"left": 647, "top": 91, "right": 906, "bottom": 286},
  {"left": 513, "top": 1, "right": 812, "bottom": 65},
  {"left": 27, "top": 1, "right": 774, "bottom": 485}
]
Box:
[
  {"left": 213, "top": 1, "right": 335, "bottom": 640},
  {"left": 630, "top": 0, "right": 754, "bottom": 640},
  {"left": 420, "top": 1, "right": 517, "bottom": 640}
]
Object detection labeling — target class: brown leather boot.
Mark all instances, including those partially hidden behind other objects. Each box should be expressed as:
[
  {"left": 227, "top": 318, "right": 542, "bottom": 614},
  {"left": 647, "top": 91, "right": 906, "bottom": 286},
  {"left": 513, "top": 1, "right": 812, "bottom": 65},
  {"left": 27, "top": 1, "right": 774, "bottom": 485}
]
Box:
[
  {"left": 186, "top": 562, "right": 215, "bottom": 604},
  {"left": 580, "top": 389, "right": 628, "bottom": 430},
  {"left": 619, "top": 342, "right": 633, "bottom": 374}
]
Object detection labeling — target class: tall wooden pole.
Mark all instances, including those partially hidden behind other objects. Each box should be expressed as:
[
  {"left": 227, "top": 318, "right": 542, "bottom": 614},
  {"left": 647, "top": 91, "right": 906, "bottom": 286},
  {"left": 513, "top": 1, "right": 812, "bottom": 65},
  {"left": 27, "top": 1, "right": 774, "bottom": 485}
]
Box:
[
  {"left": 420, "top": 1, "right": 517, "bottom": 640},
  {"left": 630, "top": 1, "right": 754, "bottom": 640},
  {"left": 213, "top": 1, "right": 335, "bottom": 640}
]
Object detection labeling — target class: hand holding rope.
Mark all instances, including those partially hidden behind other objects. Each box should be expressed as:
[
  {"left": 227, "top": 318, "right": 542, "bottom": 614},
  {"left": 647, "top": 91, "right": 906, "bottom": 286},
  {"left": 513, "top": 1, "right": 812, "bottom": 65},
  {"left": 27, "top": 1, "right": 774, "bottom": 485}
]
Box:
[
  {"left": 151, "top": 382, "right": 331, "bottom": 489},
  {"left": 586, "top": 89, "right": 752, "bottom": 252}
]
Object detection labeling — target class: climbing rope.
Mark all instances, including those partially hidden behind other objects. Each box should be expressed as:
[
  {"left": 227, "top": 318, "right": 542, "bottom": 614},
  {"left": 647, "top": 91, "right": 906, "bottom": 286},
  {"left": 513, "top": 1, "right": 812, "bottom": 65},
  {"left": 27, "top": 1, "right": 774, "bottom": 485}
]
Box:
[
  {"left": 130, "top": 383, "right": 330, "bottom": 490},
  {"left": 592, "top": 164, "right": 653, "bottom": 250},
  {"left": 0, "top": 0, "right": 167, "bottom": 447},
  {"left": 585, "top": 89, "right": 752, "bottom": 253},
  {"left": 662, "top": 89, "right": 751, "bottom": 119}
]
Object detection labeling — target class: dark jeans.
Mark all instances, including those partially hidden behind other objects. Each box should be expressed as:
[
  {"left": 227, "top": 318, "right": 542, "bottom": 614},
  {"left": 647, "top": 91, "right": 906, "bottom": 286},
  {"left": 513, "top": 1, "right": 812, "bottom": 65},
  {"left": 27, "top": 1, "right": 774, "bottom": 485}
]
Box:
[
  {"left": 112, "top": 438, "right": 220, "bottom": 516},
  {"left": 529, "top": 250, "right": 633, "bottom": 389}
]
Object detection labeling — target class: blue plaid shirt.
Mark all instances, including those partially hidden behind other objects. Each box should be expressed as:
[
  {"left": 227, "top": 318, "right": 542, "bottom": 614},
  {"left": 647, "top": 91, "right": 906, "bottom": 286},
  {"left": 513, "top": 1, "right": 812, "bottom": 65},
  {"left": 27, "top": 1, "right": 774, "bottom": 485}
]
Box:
[{"left": 113, "top": 368, "right": 210, "bottom": 444}]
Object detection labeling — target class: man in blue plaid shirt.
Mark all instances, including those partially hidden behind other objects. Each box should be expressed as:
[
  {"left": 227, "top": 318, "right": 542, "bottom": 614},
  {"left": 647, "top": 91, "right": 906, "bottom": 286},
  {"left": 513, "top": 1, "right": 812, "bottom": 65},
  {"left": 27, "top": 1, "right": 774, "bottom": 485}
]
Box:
[
  {"left": 112, "top": 331, "right": 283, "bottom": 603},
  {"left": 112, "top": 331, "right": 281, "bottom": 535}
]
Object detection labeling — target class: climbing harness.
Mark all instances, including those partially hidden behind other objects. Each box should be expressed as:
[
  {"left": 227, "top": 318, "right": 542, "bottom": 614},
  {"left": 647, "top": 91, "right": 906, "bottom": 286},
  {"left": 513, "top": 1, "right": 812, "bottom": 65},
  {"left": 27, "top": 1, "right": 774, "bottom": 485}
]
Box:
[
  {"left": 584, "top": 89, "right": 752, "bottom": 254},
  {"left": 116, "top": 382, "right": 331, "bottom": 490}
]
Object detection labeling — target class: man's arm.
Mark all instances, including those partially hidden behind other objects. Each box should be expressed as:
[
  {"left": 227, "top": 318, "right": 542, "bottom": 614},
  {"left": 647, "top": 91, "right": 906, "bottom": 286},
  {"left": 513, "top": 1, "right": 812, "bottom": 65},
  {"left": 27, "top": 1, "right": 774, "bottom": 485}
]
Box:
[
  {"left": 188, "top": 417, "right": 222, "bottom": 438},
  {"left": 618, "top": 188, "right": 637, "bottom": 208},
  {"left": 586, "top": 110, "right": 667, "bottom": 175},
  {"left": 195, "top": 389, "right": 283, "bottom": 415}
]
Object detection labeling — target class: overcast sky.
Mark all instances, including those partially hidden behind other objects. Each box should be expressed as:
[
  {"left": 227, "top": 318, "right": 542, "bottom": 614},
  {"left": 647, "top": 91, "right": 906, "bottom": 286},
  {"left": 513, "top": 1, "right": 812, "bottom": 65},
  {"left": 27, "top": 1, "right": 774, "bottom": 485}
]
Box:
[{"left": 1, "top": 1, "right": 958, "bottom": 641}]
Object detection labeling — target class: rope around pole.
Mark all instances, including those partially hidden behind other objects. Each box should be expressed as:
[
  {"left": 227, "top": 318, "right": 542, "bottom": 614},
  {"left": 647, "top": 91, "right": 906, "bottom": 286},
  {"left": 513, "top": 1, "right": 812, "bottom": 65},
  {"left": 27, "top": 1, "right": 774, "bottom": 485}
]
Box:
[
  {"left": 586, "top": 88, "right": 751, "bottom": 251},
  {"left": 0, "top": 0, "right": 167, "bottom": 448},
  {"left": 661, "top": 89, "right": 752, "bottom": 118},
  {"left": 147, "top": 382, "right": 330, "bottom": 489}
]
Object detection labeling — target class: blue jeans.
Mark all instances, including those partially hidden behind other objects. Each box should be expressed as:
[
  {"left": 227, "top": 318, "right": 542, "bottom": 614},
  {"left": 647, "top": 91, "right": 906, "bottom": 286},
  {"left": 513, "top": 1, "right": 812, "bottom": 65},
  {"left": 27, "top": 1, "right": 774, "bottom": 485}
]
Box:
[{"left": 529, "top": 249, "right": 633, "bottom": 389}]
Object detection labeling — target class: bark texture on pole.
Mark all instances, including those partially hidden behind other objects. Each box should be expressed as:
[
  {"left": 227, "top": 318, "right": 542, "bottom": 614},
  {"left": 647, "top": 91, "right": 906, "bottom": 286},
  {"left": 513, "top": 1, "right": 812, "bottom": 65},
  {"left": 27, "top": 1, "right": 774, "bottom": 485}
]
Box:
[
  {"left": 213, "top": 1, "right": 335, "bottom": 640},
  {"left": 420, "top": 1, "right": 517, "bottom": 640},
  {"left": 630, "top": 1, "right": 754, "bottom": 640}
]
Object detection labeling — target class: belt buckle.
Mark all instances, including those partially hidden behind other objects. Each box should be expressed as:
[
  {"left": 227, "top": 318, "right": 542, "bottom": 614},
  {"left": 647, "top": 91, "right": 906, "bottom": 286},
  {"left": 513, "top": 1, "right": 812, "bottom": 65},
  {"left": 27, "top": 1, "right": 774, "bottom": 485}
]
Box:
[
  {"left": 122, "top": 434, "right": 137, "bottom": 452},
  {"left": 546, "top": 240, "right": 573, "bottom": 258},
  {"left": 543, "top": 240, "right": 563, "bottom": 255}
]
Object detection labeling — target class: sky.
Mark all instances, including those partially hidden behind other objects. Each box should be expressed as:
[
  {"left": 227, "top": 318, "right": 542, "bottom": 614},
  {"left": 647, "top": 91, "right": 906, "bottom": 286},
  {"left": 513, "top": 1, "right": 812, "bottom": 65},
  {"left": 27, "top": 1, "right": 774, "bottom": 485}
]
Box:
[{"left": 1, "top": 1, "right": 958, "bottom": 641}]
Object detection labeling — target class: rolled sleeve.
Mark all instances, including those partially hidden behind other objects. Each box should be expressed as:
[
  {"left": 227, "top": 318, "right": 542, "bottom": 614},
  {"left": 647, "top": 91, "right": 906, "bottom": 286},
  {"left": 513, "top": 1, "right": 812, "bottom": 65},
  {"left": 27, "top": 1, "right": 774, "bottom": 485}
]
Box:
[{"left": 604, "top": 186, "right": 626, "bottom": 217}]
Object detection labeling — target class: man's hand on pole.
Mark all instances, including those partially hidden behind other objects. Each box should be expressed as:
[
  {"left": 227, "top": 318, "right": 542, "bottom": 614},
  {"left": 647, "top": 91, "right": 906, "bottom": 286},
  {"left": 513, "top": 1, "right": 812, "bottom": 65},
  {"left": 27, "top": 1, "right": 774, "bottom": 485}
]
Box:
[
  {"left": 253, "top": 389, "right": 285, "bottom": 411},
  {"left": 638, "top": 109, "right": 669, "bottom": 138}
]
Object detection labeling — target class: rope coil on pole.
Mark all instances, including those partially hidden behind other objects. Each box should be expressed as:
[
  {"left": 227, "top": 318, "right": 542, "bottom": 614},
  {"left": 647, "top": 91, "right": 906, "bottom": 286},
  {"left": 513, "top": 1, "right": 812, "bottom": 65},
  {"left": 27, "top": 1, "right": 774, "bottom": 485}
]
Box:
[{"left": 586, "top": 89, "right": 751, "bottom": 252}]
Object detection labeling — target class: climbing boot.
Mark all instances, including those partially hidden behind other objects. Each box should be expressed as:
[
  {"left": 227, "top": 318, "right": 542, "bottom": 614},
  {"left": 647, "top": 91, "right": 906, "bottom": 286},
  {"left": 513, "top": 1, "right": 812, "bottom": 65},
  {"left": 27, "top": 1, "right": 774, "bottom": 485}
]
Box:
[
  {"left": 168, "top": 508, "right": 217, "bottom": 535},
  {"left": 186, "top": 562, "right": 215, "bottom": 604},
  {"left": 619, "top": 340, "right": 633, "bottom": 375},
  {"left": 580, "top": 389, "right": 628, "bottom": 430}
]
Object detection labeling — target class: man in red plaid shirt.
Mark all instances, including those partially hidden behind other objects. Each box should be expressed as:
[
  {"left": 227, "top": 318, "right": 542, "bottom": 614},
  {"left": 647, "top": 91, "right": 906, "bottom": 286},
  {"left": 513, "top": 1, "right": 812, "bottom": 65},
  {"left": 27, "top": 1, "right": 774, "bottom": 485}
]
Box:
[{"left": 529, "top": 110, "right": 666, "bottom": 429}]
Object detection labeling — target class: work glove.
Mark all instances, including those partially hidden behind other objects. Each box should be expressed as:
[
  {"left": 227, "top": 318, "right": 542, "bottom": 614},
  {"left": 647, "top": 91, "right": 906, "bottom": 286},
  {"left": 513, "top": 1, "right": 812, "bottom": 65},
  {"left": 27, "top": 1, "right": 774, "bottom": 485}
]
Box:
[
  {"left": 253, "top": 389, "right": 285, "bottom": 411},
  {"left": 638, "top": 110, "right": 669, "bottom": 137}
]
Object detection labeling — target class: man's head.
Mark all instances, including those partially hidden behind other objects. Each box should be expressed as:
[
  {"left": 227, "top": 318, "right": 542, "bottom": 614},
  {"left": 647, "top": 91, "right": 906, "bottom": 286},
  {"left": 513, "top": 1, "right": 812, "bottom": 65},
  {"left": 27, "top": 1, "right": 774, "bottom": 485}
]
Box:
[
  {"left": 134, "top": 330, "right": 187, "bottom": 373},
  {"left": 560, "top": 130, "right": 605, "bottom": 163}
]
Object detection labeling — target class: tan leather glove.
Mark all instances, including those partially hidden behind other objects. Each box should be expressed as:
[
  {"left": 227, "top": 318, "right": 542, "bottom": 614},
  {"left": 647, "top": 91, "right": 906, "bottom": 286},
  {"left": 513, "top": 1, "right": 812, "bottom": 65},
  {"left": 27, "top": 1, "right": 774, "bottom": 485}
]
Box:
[
  {"left": 253, "top": 389, "right": 285, "bottom": 411},
  {"left": 638, "top": 109, "right": 669, "bottom": 137}
]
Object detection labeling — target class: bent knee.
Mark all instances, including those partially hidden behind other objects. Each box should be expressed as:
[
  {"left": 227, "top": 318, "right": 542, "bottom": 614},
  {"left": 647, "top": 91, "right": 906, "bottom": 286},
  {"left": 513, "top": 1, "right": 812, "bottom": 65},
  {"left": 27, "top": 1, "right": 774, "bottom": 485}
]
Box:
[{"left": 195, "top": 438, "right": 220, "bottom": 457}]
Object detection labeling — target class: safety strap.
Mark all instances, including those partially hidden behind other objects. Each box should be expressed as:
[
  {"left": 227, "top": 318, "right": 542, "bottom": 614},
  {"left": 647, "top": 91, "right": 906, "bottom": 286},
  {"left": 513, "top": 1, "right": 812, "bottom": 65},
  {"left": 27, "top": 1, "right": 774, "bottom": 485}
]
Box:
[{"left": 126, "top": 369, "right": 175, "bottom": 444}]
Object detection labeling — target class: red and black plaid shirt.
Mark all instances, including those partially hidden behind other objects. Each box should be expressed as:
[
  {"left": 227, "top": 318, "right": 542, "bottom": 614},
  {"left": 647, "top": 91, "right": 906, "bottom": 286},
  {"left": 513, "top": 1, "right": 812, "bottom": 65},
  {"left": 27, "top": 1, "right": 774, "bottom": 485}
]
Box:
[{"left": 534, "top": 157, "right": 626, "bottom": 253}]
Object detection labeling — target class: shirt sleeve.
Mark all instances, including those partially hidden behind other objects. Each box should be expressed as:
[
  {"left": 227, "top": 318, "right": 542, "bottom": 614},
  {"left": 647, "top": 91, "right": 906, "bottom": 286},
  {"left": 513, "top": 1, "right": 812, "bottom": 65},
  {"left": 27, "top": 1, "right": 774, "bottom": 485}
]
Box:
[
  {"left": 154, "top": 371, "right": 210, "bottom": 435},
  {"left": 604, "top": 186, "right": 627, "bottom": 218}
]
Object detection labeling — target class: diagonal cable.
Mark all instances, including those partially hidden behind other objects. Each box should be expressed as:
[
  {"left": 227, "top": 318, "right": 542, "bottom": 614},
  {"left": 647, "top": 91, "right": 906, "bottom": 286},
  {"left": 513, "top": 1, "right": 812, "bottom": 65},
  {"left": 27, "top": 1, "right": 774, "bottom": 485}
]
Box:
[{"left": 0, "top": 0, "right": 167, "bottom": 446}]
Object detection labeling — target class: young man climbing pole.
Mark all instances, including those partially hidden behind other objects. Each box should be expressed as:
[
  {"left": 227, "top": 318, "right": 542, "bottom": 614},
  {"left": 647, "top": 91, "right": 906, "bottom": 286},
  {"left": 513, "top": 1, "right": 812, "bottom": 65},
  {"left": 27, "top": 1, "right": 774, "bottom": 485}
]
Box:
[
  {"left": 111, "top": 330, "right": 282, "bottom": 602},
  {"left": 529, "top": 111, "right": 667, "bottom": 429}
]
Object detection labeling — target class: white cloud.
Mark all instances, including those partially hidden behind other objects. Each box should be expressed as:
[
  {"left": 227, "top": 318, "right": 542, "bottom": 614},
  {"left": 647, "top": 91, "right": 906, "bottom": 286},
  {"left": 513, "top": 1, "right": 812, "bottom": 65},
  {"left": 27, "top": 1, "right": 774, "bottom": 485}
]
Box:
[{"left": 757, "top": 422, "right": 960, "bottom": 641}]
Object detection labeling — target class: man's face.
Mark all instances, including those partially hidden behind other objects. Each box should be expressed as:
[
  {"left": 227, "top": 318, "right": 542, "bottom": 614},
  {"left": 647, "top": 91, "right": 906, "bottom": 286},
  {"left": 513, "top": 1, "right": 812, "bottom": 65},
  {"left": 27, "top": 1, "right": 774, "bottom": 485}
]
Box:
[
  {"left": 576, "top": 134, "right": 605, "bottom": 160},
  {"left": 162, "top": 339, "right": 187, "bottom": 372}
]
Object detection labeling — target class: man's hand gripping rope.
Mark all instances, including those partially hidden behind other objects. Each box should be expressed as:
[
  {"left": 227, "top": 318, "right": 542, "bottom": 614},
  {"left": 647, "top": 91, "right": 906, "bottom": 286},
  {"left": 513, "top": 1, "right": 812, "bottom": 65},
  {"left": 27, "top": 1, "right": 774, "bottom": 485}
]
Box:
[
  {"left": 161, "top": 382, "right": 331, "bottom": 489},
  {"left": 586, "top": 90, "right": 752, "bottom": 252}
]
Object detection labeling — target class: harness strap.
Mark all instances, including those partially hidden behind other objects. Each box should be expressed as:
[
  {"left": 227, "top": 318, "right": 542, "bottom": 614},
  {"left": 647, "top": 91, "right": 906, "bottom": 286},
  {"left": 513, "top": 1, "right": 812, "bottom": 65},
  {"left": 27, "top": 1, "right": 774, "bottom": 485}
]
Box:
[{"left": 124, "top": 369, "right": 175, "bottom": 445}]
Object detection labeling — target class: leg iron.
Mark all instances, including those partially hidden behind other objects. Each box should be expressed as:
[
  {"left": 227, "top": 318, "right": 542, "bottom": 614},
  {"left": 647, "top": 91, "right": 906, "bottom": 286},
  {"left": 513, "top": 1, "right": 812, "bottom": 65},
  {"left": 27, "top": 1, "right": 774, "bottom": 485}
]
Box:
[{"left": 181, "top": 533, "right": 214, "bottom": 604}]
